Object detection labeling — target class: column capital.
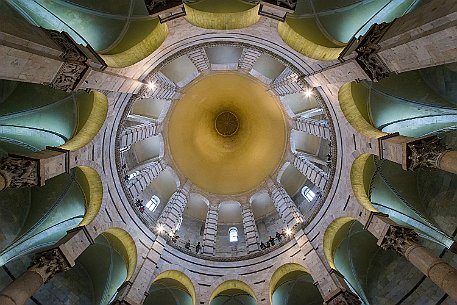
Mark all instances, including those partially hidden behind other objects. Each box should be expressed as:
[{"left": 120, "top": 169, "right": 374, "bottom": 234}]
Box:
[
  {"left": 29, "top": 249, "right": 71, "bottom": 283},
  {"left": 324, "top": 290, "right": 361, "bottom": 305},
  {"left": 0, "top": 156, "right": 39, "bottom": 190},
  {"left": 406, "top": 136, "right": 449, "bottom": 171},
  {"left": 379, "top": 225, "right": 419, "bottom": 256}
]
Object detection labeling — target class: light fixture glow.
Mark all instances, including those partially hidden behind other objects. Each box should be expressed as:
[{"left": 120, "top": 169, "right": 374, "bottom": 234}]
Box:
[
  {"left": 157, "top": 224, "right": 164, "bottom": 234},
  {"left": 147, "top": 81, "right": 156, "bottom": 90},
  {"left": 285, "top": 228, "right": 292, "bottom": 236},
  {"left": 304, "top": 88, "right": 313, "bottom": 97}
]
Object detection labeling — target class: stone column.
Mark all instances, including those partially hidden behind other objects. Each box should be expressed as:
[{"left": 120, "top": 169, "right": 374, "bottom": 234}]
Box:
[
  {"left": 238, "top": 47, "right": 261, "bottom": 73},
  {"left": 0, "top": 249, "right": 70, "bottom": 305},
  {"left": 365, "top": 213, "right": 457, "bottom": 301},
  {"left": 292, "top": 117, "right": 331, "bottom": 141},
  {"left": 157, "top": 182, "right": 191, "bottom": 232},
  {"left": 241, "top": 205, "right": 260, "bottom": 254},
  {"left": 0, "top": 13, "right": 142, "bottom": 94},
  {"left": 268, "top": 182, "right": 304, "bottom": 228},
  {"left": 202, "top": 204, "right": 219, "bottom": 256},
  {"left": 114, "top": 236, "right": 166, "bottom": 305},
  {"left": 292, "top": 152, "right": 328, "bottom": 190},
  {"left": 380, "top": 135, "right": 457, "bottom": 175},
  {"left": 307, "top": 0, "right": 457, "bottom": 87},
  {"left": 187, "top": 47, "right": 210, "bottom": 72},
  {"left": 140, "top": 72, "right": 180, "bottom": 100},
  {"left": 295, "top": 231, "right": 361, "bottom": 305},
  {"left": 268, "top": 67, "right": 305, "bottom": 96},
  {"left": 120, "top": 121, "right": 161, "bottom": 150},
  {"left": 0, "top": 148, "right": 69, "bottom": 191},
  {"left": 127, "top": 159, "right": 166, "bottom": 199}
]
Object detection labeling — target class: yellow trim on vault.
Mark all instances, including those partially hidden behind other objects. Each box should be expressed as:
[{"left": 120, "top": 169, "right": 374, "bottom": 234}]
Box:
[
  {"left": 102, "top": 228, "right": 137, "bottom": 281},
  {"left": 323, "top": 217, "right": 356, "bottom": 269},
  {"left": 351, "top": 153, "right": 378, "bottom": 213},
  {"left": 153, "top": 270, "right": 197, "bottom": 305},
  {"left": 75, "top": 166, "right": 103, "bottom": 227},
  {"left": 59, "top": 91, "right": 108, "bottom": 151},
  {"left": 339, "top": 82, "right": 387, "bottom": 139},
  {"left": 100, "top": 22, "right": 168, "bottom": 68},
  {"left": 210, "top": 280, "right": 257, "bottom": 303},
  {"left": 184, "top": 3, "right": 260, "bottom": 30},
  {"left": 269, "top": 263, "right": 309, "bottom": 304}
]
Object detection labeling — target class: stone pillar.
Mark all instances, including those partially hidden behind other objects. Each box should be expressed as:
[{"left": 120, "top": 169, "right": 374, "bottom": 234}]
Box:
[
  {"left": 295, "top": 107, "right": 324, "bottom": 119},
  {"left": 295, "top": 231, "right": 361, "bottom": 304},
  {"left": 140, "top": 72, "right": 180, "bottom": 100},
  {"left": 127, "top": 159, "right": 166, "bottom": 199},
  {"left": 241, "top": 205, "right": 260, "bottom": 254},
  {"left": 120, "top": 121, "right": 161, "bottom": 149},
  {"left": 293, "top": 152, "right": 328, "bottom": 190},
  {"left": 0, "top": 249, "right": 70, "bottom": 305},
  {"left": 380, "top": 135, "right": 457, "bottom": 175},
  {"left": 308, "top": 0, "right": 457, "bottom": 87},
  {"left": 0, "top": 13, "right": 142, "bottom": 94},
  {"left": 202, "top": 204, "right": 219, "bottom": 256},
  {"left": 238, "top": 47, "right": 261, "bottom": 73},
  {"left": 0, "top": 149, "right": 69, "bottom": 191},
  {"left": 114, "top": 236, "right": 166, "bottom": 305},
  {"left": 365, "top": 213, "right": 457, "bottom": 301},
  {"left": 268, "top": 67, "right": 305, "bottom": 96},
  {"left": 268, "top": 182, "right": 304, "bottom": 228},
  {"left": 187, "top": 47, "right": 210, "bottom": 72},
  {"left": 292, "top": 117, "right": 331, "bottom": 140},
  {"left": 157, "top": 182, "right": 191, "bottom": 232}
]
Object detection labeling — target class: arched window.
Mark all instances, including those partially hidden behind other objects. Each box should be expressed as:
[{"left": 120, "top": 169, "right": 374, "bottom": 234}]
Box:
[
  {"left": 229, "top": 227, "right": 238, "bottom": 242},
  {"left": 145, "top": 195, "right": 160, "bottom": 212},
  {"left": 301, "top": 186, "right": 316, "bottom": 202}
]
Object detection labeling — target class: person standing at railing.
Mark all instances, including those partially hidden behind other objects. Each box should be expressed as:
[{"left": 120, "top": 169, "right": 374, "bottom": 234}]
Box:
[{"left": 195, "top": 242, "right": 201, "bottom": 253}]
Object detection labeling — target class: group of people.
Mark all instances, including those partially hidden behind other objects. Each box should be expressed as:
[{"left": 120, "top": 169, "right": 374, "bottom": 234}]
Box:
[
  {"left": 134, "top": 199, "right": 145, "bottom": 213},
  {"left": 185, "top": 240, "right": 202, "bottom": 254},
  {"left": 259, "top": 231, "right": 285, "bottom": 250}
]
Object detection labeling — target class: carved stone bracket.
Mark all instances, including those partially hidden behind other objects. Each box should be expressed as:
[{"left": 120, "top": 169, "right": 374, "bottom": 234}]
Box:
[
  {"left": 380, "top": 225, "right": 419, "bottom": 255},
  {"left": 45, "top": 29, "right": 89, "bottom": 92},
  {"left": 0, "top": 156, "right": 39, "bottom": 190},
  {"left": 355, "top": 22, "right": 393, "bottom": 81},
  {"left": 406, "top": 136, "right": 449, "bottom": 170},
  {"left": 29, "top": 249, "right": 71, "bottom": 283},
  {"left": 326, "top": 290, "right": 361, "bottom": 305}
]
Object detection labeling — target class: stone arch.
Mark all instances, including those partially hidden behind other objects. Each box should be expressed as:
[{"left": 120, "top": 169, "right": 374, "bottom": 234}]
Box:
[
  {"left": 101, "top": 227, "right": 137, "bottom": 281},
  {"left": 269, "top": 262, "right": 310, "bottom": 304},
  {"left": 323, "top": 216, "right": 357, "bottom": 269},
  {"left": 151, "top": 269, "right": 197, "bottom": 305},
  {"left": 59, "top": 91, "right": 108, "bottom": 151},
  {"left": 276, "top": 161, "right": 292, "bottom": 183},
  {"left": 209, "top": 278, "right": 257, "bottom": 304},
  {"left": 339, "top": 82, "right": 388, "bottom": 139}
]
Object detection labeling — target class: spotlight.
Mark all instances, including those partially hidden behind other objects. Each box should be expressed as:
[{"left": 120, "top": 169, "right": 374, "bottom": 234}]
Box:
[
  {"left": 285, "top": 228, "right": 292, "bottom": 236},
  {"left": 304, "top": 88, "right": 313, "bottom": 97},
  {"left": 157, "top": 224, "right": 164, "bottom": 234},
  {"left": 147, "top": 81, "right": 156, "bottom": 90}
]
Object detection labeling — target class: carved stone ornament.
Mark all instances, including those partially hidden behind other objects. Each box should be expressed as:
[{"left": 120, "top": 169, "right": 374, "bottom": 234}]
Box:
[
  {"left": 355, "top": 22, "right": 393, "bottom": 81},
  {"left": 327, "top": 291, "right": 361, "bottom": 305},
  {"left": 0, "top": 156, "right": 38, "bottom": 189},
  {"left": 407, "top": 137, "right": 449, "bottom": 170},
  {"left": 380, "top": 225, "right": 419, "bottom": 255},
  {"left": 45, "top": 29, "right": 89, "bottom": 92},
  {"left": 29, "top": 249, "right": 70, "bottom": 283}
]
